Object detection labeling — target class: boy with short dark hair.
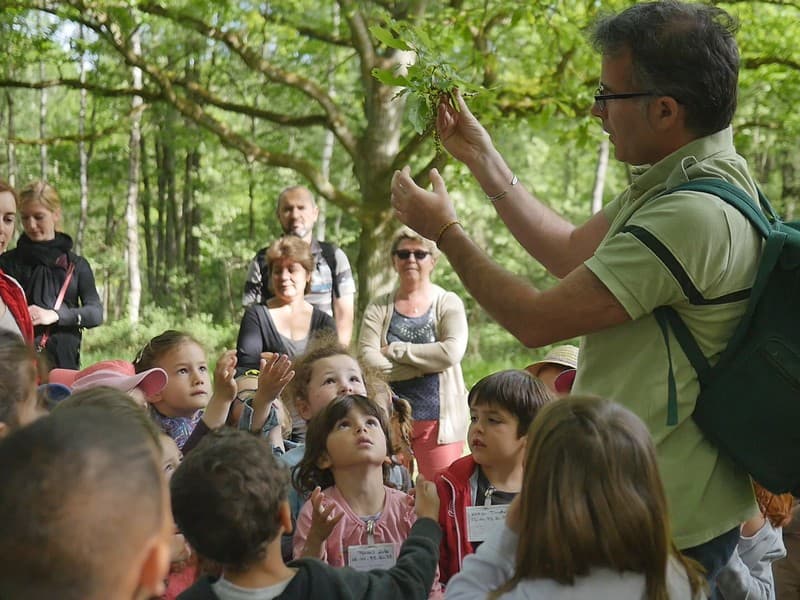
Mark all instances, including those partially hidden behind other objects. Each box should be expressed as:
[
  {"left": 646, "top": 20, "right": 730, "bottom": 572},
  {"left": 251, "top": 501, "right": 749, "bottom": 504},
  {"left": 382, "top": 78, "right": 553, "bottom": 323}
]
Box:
[
  {"left": 0, "top": 406, "right": 172, "bottom": 600},
  {"left": 173, "top": 428, "right": 442, "bottom": 600},
  {"left": 435, "top": 369, "right": 554, "bottom": 583}
]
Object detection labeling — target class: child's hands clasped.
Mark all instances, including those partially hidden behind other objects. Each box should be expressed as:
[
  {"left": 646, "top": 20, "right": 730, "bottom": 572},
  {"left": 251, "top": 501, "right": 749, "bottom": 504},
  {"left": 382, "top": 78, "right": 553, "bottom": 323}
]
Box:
[
  {"left": 302, "top": 486, "right": 343, "bottom": 558},
  {"left": 408, "top": 474, "right": 440, "bottom": 521}
]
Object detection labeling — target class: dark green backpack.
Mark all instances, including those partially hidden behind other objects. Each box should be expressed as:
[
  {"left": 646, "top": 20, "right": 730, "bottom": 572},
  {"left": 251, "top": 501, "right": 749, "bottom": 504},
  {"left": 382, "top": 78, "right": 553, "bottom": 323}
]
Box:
[{"left": 648, "top": 179, "right": 800, "bottom": 494}]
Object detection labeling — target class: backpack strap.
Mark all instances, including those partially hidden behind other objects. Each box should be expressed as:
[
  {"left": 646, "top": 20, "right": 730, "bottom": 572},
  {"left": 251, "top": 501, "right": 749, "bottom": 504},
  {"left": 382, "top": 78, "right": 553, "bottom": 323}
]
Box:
[
  {"left": 319, "top": 241, "right": 339, "bottom": 298},
  {"left": 669, "top": 178, "right": 773, "bottom": 237},
  {"left": 647, "top": 179, "right": 783, "bottom": 426}
]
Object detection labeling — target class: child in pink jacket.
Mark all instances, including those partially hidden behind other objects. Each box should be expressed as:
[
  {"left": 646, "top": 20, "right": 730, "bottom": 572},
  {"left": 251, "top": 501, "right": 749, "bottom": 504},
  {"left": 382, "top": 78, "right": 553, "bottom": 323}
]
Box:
[{"left": 292, "top": 394, "right": 442, "bottom": 598}]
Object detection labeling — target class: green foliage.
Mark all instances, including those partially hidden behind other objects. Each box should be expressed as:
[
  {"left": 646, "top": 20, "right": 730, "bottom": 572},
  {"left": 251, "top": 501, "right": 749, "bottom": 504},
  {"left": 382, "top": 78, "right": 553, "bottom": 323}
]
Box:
[
  {"left": 81, "top": 305, "right": 238, "bottom": 368},
  {"left": 371, "top": 21, "right": 484, "bottom": 136}
]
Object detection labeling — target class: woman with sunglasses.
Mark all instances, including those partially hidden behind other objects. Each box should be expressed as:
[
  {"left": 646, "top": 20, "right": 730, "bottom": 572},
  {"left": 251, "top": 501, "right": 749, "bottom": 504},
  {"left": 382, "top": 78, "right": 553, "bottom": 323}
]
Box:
[{"left": 359, "top": 227, "right": 469, "bottom": 480}]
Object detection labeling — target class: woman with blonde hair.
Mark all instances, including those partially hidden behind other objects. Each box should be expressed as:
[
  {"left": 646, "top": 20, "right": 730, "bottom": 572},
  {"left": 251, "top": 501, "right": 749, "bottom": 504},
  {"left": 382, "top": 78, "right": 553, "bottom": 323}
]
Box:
[
  {"left": 359, "top": 227, "right": 468, "bottom": 480},
  {"left": 446, "top": 395, "right": 707, "bottom": 600},
  {"left": 0, "top": 181, "right": 102, "bottom": 369}
]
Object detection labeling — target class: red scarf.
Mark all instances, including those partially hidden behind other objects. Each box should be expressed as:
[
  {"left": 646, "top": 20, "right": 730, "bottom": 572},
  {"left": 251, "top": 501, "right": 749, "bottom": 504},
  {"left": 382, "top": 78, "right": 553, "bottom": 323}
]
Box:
[{"left": 0, "top": 269, "right": 34, "bottom": 343}]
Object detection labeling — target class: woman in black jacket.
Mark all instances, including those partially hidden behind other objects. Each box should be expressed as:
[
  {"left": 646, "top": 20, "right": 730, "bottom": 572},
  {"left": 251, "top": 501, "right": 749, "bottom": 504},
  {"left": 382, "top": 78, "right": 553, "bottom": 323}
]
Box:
[{"left": 0, "top": 181, "right": 103, "bottom": 369}]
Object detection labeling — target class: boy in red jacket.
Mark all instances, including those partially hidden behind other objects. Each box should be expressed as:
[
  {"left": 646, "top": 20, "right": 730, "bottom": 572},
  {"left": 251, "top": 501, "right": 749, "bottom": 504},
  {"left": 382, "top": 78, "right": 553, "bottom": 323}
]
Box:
[{"left": 435, "top": 369, "right": 553, "bottom": 584}]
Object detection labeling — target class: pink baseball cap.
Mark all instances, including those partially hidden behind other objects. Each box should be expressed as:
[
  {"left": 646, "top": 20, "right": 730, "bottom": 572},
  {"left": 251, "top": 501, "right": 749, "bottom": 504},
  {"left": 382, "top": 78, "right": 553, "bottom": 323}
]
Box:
[{"left": 49, "top": 359, "right": 167, "bottom": 397}]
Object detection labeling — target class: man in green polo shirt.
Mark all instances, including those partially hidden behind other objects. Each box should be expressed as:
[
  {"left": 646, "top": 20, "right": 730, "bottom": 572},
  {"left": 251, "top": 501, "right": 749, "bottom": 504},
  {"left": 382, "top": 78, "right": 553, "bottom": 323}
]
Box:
[{"left": 390, "top": 1, "right": 759, "bottom": 595}]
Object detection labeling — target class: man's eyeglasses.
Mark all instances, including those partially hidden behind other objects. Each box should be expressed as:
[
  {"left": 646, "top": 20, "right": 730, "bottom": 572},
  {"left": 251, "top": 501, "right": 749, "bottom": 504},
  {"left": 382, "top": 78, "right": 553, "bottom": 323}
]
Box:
[
  {"left": 393, "top": 249, "right": 431, "bottom": 260},
  {"left": 594, "top": 86, "right": 654, "bottom": 112}
]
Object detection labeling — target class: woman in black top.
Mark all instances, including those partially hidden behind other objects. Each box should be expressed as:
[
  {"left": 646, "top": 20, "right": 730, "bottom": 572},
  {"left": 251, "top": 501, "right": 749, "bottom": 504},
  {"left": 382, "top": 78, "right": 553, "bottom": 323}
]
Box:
[{"left": 0, "top": 181, "right": 103, "bottom": 369}]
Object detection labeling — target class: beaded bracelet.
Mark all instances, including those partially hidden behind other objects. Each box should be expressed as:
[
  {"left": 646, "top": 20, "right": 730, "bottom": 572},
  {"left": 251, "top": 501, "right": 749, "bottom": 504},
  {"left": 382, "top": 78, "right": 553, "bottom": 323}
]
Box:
[
  {"left": 435, "top": 220, "right": 462, "bottom": 248},
  {"left": 487, "top": 174, "right": 519, "bottom": 202}
]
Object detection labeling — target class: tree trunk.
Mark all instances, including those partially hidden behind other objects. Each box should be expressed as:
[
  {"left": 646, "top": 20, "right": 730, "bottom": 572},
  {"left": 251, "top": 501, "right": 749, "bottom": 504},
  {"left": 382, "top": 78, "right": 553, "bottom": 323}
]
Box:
[
  {"left": 76, "top": 24, "right": 90, "bottom": 253},
  {"left": 38, "top": 13, "right": 48, "bottom": 180},
  {"left": 155, "top": 137, "right": 166, "bottom": 300},
  {"left": 5, "top": 91, "right": 16, "bottom": 187},
  {"left": 591, "top": 137, "right": 610, "bottom": 214},
  {"left": 182, "top": 146, "right": 201, "bottom": 304},
  {"left": 125, "top": 30, "right": 144, "bottom": 324},
  {"left": 140, "top": 134, "right": 156, "bottom": 295}
]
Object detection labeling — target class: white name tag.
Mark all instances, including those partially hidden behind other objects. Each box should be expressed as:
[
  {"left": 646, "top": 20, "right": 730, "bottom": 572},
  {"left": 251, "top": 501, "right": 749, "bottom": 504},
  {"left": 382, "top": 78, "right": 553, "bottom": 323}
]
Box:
[
  {"left": 466, "top": 505, "right": 508, "bottom": 542},
  {"left": 347, "top": 543, "right": 397, "bottom": 571}
]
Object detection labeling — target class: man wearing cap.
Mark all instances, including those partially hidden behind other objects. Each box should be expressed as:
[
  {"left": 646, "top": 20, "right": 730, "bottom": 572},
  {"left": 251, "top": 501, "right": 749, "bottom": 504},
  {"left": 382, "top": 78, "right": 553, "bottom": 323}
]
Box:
[
  {"left": 50, "top": 359, "right": 168, "bottom": 408},
  {"left": 525, "top": 344, "right": 578, "bottom": 393},
  {"left": 391, "top": 2, "right": 760, "bottom": 595},
  {"left": 242, "top": 186, "right": 356, "bottom": 346}
]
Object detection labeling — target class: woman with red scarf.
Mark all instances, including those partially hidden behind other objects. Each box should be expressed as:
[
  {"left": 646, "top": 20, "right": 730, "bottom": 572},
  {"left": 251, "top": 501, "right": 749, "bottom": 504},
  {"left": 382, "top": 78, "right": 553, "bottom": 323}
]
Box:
[{"left": 0, "top": 181, "right": 33, "bottom": 344}]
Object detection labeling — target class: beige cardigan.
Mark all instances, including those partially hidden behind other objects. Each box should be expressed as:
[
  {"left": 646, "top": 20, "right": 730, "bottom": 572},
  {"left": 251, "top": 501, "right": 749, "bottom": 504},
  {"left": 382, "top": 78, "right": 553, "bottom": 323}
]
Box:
[{"left": 358, "top": 284, "right": 469, "bottom": 445}]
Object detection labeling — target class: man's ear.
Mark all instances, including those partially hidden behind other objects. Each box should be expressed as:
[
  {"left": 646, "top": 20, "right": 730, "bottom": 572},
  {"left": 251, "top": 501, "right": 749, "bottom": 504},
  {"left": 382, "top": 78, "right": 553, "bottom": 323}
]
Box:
[
  {"left": 0, "top": 421, "right": 9, "bottom": 439},
  {"left": 651, "top": 95, "right": 682, "bottom": 131}
]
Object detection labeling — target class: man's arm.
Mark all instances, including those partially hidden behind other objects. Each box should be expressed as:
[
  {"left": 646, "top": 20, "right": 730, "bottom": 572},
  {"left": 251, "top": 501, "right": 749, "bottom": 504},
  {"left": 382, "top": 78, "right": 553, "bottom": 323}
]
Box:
[
  {"left": 332, "top": 293, "right": 354, "bottom": 347},
  {"left": 434, "top": 91, "right": 610, "bottom": 277},
  {"left": 437, "top": 223, "right": 629, "bottom": 348}
]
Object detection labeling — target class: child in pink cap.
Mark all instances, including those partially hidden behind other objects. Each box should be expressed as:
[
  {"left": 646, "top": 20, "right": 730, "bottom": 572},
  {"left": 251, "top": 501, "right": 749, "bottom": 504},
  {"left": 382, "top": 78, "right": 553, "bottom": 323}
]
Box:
[{"left": 49, "top": 359, "right": 167, "bottom": 408}]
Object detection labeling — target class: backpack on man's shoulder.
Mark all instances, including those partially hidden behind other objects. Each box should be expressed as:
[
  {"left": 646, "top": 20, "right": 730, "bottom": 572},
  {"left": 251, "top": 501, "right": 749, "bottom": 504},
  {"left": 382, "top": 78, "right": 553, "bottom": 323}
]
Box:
[
  {"left": 257, "top": 240, "right": 339, "bottom": 302},
  {"left": 651, "top": 178, "right": 800, "bottom": 494}
]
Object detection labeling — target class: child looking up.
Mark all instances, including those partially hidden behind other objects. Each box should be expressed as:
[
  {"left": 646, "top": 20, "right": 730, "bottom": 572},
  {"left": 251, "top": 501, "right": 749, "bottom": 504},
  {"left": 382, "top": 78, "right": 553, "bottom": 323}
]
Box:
[
  {"left": 446, "top": 396, "right": 707, "bottom": 600},
  {"left": 436, "top": 370, "right": 553, "bottom": 583},
  {"left": 134, "top": 330, "right": 236, "bottom": 449},
  {"left": 292, "top": 395, "right": 442, "bottom": 597},
  {"left": 172, "top": 428, "right": 442, "bottom": 600}
]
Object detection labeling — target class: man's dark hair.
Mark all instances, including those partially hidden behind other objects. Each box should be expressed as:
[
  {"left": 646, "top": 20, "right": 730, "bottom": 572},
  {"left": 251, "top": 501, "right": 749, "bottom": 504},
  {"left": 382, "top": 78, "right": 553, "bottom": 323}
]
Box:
[
  {"left": 468, "top": 370, "right": 554, "bottom": 437},
  {"left": 0, "top": 407, "right": 164, "bottom": 600},
  {"left": 171, "top": 428, "right": 290, "bottom": 572},
  {"left": 591, "top": 0, "right": 739, "bottom": 136}
]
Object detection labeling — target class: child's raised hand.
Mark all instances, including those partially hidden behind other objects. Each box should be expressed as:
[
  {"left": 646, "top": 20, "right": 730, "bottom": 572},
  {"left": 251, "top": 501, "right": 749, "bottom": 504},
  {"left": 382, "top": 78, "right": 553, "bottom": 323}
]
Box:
[
  {"left": 201, "top": 349, "right": 238, "bottom": 429},
  {"left": 249, "top": 353, "right": 294, "bottom": 432},
  {"left": 409, "top": 474, "right": 440, "bottom": 521},
  {"left": 256, "top": 352, "right": 294, "bottom": 402},
  {"left": 213, "top": 349, "right": 238, "bottom": 400},
  {"left": 302, "top": 486, "right": 343, "bottom": 558}
]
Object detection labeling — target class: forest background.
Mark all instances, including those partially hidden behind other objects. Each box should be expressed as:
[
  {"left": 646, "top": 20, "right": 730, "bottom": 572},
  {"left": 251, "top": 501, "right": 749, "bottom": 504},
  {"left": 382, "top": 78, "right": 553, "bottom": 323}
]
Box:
[{"left": 0, "top": 0, "right": 797, "bottom": 386}]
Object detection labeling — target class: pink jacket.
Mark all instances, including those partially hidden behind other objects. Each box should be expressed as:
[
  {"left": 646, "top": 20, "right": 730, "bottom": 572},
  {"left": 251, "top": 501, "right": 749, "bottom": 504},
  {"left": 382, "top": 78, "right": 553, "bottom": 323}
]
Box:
[{"left": 293, "top": 485, "right": 443, "bottom": 598}]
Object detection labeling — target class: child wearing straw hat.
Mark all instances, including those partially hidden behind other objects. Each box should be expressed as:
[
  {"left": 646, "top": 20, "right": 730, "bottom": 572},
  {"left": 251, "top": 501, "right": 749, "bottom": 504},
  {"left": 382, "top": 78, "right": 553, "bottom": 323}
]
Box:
[{"left": 524, "top": 344, "right": 578, "bottom": 393}]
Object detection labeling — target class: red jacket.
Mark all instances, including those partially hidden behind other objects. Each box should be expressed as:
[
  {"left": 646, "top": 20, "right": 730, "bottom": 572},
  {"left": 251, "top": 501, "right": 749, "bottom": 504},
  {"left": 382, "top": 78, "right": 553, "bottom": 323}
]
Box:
[
  {"left": 0, "top": 269, "right": 33, "bottom": 344},
  {"left": 435, "top": 454, "right": 477, "bottom": 584}
]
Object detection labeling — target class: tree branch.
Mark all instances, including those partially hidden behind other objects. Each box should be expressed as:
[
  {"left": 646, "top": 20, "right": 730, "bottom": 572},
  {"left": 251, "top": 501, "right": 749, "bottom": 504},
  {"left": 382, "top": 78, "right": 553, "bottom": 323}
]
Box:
[
  {"left": 0, "top": 76, "right": 162, "bottom": 102},
  {"left": 173, "top": 77, "right": 330, "bottom": 128},
  {"left": 24, "top": 0, "right": 361, "bottom": 212},
  {"left": 136, "top": 0, "right": 359, "bottom": 157}
]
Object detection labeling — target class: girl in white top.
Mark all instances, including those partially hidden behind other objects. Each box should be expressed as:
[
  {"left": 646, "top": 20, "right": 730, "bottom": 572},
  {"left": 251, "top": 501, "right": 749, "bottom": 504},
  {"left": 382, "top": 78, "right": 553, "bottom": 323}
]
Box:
[{"left": 445, "top": 395, "right": 707, "bottom": 600}]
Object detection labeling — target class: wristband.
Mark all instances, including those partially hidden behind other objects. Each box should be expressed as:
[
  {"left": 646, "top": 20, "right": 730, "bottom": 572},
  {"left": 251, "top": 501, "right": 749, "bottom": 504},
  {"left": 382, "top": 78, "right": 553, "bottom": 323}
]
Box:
[
  {"left": 435, "top": 220, "right": 461, "bottom": 248},
  {"left": 486, "top": 174, "right": 518, "bottom": 202}
]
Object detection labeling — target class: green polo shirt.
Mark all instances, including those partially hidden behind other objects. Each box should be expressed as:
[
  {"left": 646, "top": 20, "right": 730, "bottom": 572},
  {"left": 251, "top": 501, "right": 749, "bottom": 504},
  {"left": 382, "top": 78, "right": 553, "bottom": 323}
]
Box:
[{"left": 577, "top": 127, "right": 760, "bottom": 549}]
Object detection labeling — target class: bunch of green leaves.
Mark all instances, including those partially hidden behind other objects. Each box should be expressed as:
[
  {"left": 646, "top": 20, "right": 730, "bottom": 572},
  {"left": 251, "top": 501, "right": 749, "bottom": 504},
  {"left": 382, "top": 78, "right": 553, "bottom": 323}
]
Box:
[{"left": 370, "top": 22, "right": 482, "bottom": 136}]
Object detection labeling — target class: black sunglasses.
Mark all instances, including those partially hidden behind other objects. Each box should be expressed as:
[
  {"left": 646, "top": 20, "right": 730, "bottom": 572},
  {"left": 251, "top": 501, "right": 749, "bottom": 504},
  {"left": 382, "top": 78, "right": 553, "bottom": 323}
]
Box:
[{"left": 394, "top": 249, "right": 431, "bottom": 260}]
